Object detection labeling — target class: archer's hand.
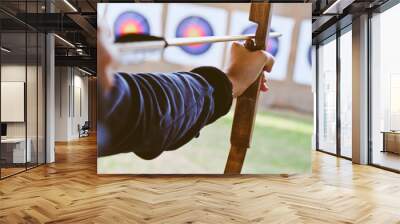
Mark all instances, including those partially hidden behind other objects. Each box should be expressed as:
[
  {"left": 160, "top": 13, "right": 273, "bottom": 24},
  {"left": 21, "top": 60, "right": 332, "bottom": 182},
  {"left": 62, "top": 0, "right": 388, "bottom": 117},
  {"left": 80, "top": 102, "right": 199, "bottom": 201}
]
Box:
[{"left": 225, "top": 42, "right": 275, "bottom": 97}]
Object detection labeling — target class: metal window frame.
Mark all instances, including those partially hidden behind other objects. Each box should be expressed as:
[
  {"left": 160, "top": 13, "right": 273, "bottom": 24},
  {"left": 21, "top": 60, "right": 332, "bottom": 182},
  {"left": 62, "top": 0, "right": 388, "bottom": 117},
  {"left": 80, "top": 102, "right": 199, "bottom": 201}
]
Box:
[
  {"left": 367, "top": 0, "right": 400, "bottom": 173},
  {"left": 315, "top": 32, "right": 341, "bottom": 157},
  {"left": 315, "top": 0, "right": 400, "bottom": 173},
  {"left": 315, "top": 20, "right": 353, "bottom": 161}
]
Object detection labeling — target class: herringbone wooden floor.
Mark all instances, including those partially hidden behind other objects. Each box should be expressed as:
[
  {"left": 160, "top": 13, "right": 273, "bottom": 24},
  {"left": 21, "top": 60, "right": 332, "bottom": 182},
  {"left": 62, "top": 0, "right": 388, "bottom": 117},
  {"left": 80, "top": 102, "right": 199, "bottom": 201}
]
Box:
[{"left": 1, "top": 135, "right": 400, "bottom": 224}]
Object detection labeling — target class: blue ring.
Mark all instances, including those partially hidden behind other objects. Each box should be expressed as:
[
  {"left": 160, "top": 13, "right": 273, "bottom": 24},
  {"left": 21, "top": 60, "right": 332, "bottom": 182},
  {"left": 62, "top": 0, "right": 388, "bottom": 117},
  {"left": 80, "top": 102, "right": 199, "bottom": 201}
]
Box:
[
  {"left": 242, "top": 25, "right": 279, "bottom": 57},
  {"left": 175, "top": 16, "right": 214, "bottom": 55},
  {"left": 114, "top": 11, "right": 151, "bottom": 38}
]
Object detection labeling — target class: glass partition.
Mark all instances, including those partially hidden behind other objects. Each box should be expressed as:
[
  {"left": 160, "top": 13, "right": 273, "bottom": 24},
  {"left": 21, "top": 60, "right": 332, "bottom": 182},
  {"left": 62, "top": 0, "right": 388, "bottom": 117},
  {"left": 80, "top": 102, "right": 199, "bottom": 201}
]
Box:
[
  {"left": 27, "top": 31, "right": 38, "bottom": 169},
  {"left": 317, "top": 37, "right": 337, "bottom": 154},
  {"left": 38, "top": 32, "right": 45, "bottom": 165},
  {"left": 1, "top": 31, "right": 28, "bottom": 177},
  {"left": 0, "top": 1, "right": 46, "bottom": 179},
  {"left": 339, "top": 29, "right": 352, "bottom": 158},
  {"left": 371, "top": 3, "right": 400, "bottom": 171}
]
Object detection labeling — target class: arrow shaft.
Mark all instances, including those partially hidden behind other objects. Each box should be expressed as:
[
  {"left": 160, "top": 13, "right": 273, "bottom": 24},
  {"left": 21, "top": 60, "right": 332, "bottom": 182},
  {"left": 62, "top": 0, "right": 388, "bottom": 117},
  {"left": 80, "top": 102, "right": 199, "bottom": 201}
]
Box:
[
  {"left": 166, "top": 32, "right": 280, "bottom": 46},
  {"left": 115, "top": 32, "right": 281, "bottom": 53}
]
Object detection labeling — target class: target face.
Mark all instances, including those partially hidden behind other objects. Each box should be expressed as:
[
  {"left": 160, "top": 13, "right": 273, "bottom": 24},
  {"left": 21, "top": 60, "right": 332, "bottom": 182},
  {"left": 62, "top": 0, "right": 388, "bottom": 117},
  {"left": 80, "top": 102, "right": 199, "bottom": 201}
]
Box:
[
  {"left": 175, "top": 16, "right": 214, "bottom": 55},
  {"left": 242, "top": 25, "right": 279, "bottom": 57},
  {"left": 114, "top": 11, "right": 150, "bottom": 38}
]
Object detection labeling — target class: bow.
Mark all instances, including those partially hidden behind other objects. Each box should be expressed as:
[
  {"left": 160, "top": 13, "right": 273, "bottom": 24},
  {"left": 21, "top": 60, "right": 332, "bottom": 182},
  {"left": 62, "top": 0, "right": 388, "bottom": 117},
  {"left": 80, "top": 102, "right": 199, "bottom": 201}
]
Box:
[{"left": 224, "top": 2, "right": 272, "bottom": 174}]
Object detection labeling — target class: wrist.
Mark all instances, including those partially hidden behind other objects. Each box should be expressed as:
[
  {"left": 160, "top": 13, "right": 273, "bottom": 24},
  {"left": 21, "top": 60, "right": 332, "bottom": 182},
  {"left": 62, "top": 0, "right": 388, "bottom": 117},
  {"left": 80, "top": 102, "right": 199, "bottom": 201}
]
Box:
[{"left": 226, "top": 71, "right": 242, "bottom": 98}]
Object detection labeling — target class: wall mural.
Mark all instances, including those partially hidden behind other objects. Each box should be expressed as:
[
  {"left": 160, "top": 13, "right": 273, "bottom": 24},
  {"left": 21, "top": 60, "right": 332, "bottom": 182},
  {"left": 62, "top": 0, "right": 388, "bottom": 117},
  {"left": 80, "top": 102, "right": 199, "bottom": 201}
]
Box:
[{"left": 97, "top": 3, "right": 313, "bottom": 175}]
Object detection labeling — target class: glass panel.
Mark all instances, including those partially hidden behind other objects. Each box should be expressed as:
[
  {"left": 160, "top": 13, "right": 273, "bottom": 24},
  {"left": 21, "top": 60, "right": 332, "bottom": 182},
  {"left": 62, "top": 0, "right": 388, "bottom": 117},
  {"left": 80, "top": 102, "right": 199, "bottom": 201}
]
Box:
[
  {"left": 340, "top": 30, "right": 352, "bottom": 158},
  {"left": 27, "top": 31, "right": 38, "bottom": 169},
  {"left": 317, "top": 38, "right": 337, "bottom": 154},
  {"left": 371, "top": 4, "right": 400, "bottom": 171},
  {"left": 312, "top": 45, "right": 317, "bottom": 151},
  {"left": 0, "top": 1, "right": 46, "bottom": 178},
  {"left": 38, "top": 32, "right": 45, "bottom": 165},
  {"left": 1, "top": 31, "right": 28, "bottom": 177},
  {"left": 26, "top": 0, "right": 40, "bottom": 169}
]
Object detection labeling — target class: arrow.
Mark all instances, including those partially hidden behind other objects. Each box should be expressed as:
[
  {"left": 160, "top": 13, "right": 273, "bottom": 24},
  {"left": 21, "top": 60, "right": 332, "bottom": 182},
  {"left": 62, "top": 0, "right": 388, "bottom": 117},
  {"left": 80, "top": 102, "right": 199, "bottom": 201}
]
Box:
[
  {"left": 168, "top": 33, "right": 281, "bottom": 46},
  {"left": 114, "top": 32, "right": 281, "bottom": 53}
]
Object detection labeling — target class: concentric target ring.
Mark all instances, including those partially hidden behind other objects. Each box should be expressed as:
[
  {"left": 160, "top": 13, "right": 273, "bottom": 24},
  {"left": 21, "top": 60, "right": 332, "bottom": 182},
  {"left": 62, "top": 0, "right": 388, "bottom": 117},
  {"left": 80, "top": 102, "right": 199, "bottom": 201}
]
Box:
[
  {"left": 241, "top": 25, "right": 279, "bottom": 57},
  {"left": 114, "top": 11, "right": 151, "bottom": 39},
  {"left": 175, "top": 16, "right": 214, "bottom": 55},
  {"left": 307, "top": 46, "right": 312, "bottom": 66}
]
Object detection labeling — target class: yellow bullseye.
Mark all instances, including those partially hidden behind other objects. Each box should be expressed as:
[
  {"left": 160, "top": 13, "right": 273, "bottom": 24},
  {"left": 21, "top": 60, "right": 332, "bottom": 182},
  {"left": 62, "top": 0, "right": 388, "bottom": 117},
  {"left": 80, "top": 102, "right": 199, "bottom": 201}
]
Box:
[
  {"left": 186, "top": 28, "right": 202, "bottom": 37},
  {"left": 123, "top": 24, "right": 139, "bottom": 34}
]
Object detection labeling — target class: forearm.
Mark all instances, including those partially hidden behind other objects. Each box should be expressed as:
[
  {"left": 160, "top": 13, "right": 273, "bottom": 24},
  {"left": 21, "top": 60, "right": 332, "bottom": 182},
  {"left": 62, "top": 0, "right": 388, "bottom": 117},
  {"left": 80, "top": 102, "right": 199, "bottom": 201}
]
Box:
[
  {"left": 190, "top": 66, "right": 233, "bottom": 123},
  {"left": 98, "top": 68, "right": 233, "bottom": 159}
]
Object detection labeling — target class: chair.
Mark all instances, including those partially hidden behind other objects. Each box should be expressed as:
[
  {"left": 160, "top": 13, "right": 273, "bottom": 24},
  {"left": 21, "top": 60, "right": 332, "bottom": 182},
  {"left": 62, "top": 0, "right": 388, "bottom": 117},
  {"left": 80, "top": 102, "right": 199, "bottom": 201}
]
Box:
[{"left": 78, "top": 121, "right": 90, "bottom": 138}]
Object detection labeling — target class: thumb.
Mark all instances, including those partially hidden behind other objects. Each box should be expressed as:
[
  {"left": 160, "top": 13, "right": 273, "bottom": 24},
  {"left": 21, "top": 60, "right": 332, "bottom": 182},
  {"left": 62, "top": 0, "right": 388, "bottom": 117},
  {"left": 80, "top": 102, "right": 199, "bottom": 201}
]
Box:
[{"left": 259, "top": 50, "right": 275, "bottom": 73}]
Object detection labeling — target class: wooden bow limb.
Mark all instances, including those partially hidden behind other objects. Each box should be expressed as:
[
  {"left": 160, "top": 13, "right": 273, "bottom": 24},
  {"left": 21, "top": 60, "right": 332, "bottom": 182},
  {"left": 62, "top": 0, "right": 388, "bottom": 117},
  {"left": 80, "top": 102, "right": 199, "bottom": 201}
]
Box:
[{"left": 224, "top": 2, "right": 272, "bottom": 174}]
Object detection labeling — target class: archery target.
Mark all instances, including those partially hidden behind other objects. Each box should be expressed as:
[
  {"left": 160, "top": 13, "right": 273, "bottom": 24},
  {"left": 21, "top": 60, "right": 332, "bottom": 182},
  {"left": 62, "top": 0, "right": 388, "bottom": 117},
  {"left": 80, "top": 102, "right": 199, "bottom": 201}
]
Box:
[
  {"left": 308, "top": 45, "right": 312, "bottom": 66},
  {"left": 175, "top": 16, "right": 214, "bottom": 55},
  {"left": 229, "top": 11, "right": 295, "bottom": 81},
  {"left": 164, "top": 4, "right": 228, "bottom": 68},
  {"left": 114, "top": 11, "right": 151, "bottom": 38},
  {"left": 97, "top": 3, "right": 163, "bottom": 61},
  {"left": 293, "top": 20, "right": 313, "bottom": 85}
]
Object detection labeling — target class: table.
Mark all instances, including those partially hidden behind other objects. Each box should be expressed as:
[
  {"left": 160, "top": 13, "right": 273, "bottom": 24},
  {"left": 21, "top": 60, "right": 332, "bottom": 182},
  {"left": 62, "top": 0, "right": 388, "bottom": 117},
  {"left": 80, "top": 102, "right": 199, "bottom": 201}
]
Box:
[
  {"left": 1, "top": 138, "right": 31, "bottom": 164},
  {"left": 382, "top": 131, "right": 400, "bottom": 154}
]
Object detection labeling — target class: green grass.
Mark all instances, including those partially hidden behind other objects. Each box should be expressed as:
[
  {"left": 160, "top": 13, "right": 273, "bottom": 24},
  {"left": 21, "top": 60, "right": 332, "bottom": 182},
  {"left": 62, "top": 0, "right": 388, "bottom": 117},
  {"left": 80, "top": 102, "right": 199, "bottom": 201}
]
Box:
[{"left": 98, "top": 109, "right": 313, "bottom": 174}]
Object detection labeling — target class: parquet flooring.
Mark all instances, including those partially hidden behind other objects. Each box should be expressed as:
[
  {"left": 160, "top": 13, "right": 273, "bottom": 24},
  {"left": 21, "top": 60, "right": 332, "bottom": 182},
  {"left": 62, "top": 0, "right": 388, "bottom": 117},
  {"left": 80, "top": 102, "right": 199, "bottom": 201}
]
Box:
[
  {"left": 1, "top": 135, "right": 400, "bottom": 223},
  {"left": 1, "top": 167, "right": 26, "bottom": 178}
]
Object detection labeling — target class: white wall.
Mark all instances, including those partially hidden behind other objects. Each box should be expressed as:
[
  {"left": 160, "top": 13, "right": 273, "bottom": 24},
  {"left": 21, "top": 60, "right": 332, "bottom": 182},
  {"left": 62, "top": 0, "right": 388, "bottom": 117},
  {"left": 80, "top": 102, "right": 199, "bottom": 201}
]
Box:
[
  {"left": 54, "top": 67, "right": 89, "bottom": 141},
  {"left": 1, "top": 65, "right": 30, "bottom": 138},
  {"left": 70, "top": 73, "right": 89, "bottom": 138},
  {"left": 1, "top": 65, "right": 26, "bottom": 140},
  {"left": 55, "top": 67, "right": 69, "bottom": 141}
]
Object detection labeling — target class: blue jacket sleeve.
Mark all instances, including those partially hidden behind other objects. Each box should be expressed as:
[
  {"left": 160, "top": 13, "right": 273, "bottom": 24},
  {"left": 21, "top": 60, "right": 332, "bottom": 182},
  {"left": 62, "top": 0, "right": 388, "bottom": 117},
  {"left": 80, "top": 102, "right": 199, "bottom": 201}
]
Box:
[{"left": 98, "top": 66, "right": 233, "bottom": 159}]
